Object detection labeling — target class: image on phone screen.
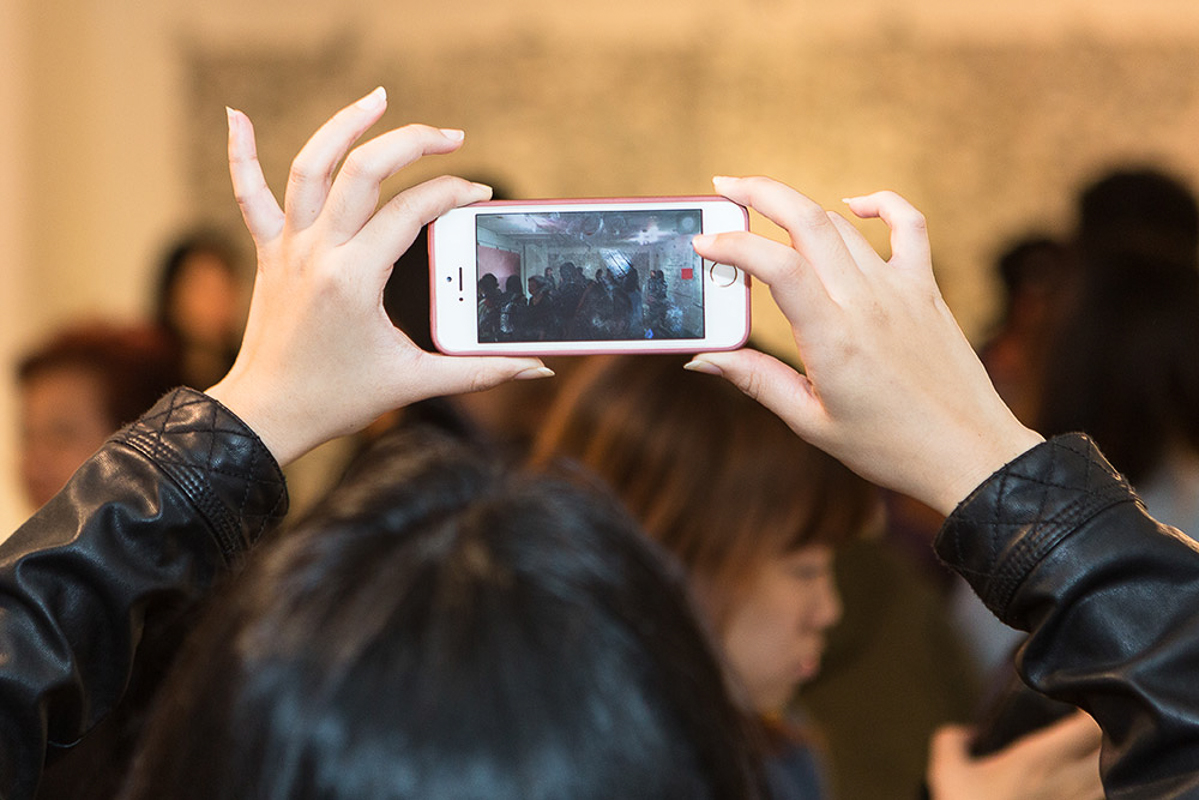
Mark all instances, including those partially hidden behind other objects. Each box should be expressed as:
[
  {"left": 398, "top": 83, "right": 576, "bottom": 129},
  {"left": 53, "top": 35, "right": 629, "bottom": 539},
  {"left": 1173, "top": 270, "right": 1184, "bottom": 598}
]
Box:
[{"left": 474, "top": 209, "right": 704, "bottom": 343}]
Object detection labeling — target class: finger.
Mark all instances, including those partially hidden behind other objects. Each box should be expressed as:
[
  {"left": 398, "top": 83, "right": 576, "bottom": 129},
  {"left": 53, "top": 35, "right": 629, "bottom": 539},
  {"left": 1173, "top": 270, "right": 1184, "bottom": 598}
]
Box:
[
  {"left": 684, "top": 348, "right": 826, "bottom": 443},
  {"left": 322, "top": 125, "right": 470, "bottom": 245},
  {"left": 399, "top": 353, "right": 554, "bottom": 400},
  {"left": 1022, "top": 712, "right": 1102, "bottom": 760},
  {"left": 1049, "top": 755, "right": 1104, "bottom": 800},
  {"left": 284, "top": 86, "right": 389, "bottom": 231},
  {"left": 713, "top": 175, "right": 862, "bottom": 292},
  {"left": 844, "top": 190, "right": 932, "bottom": 273},
  {"left": 928, "top": 724, "right": 973, "bottom": 767},
  {"left": 825, "top": 211, "right": 883, "bottom": 272},
  {"left": 227, "top": 108, "right": 284, "bottom": 243},
  {"left": 354, "top": 176, "right": 492, "bottom": 278},
  {"left": 692, "top": 230, "right": 834, "bottom": 327}
]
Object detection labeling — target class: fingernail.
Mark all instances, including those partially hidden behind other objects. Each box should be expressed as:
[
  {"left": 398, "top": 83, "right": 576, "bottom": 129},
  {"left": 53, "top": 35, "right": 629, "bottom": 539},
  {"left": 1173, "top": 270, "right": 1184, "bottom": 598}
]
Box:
[
  {"left": 842, "top": 196, "right": 861, "bottom": 205},
  {"left": 440, "top": 128, "right": 466, "bottom": 141},
  {"left": 683, "top": 359, "right": 723, "bottom": 376},
  {"left": 712, "top": 176, "right": 734, "bottom": 186},
  {"left": 692, "top": 233, "right": 715, "bottom": 248},
  {"left": 471, "top": 181, "right": 492, "bottom": 192},
  {"left": 356, "top": 86, "right": 387, "bottom": 112},
  {"left": 515, "top": 366, "right": 555, "bottom": 380}
]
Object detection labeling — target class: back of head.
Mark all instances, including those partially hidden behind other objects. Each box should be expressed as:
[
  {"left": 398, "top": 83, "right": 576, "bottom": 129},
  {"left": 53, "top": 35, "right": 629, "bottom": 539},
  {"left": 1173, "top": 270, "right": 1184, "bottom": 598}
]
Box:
[
  {"left": 1037, "top": 253, "right": 1199, "bottom": 483},
  {"left": 123, "top": 431, "right": 762, "bottom": 800},
  {"left": 530, "top": 354, "right": 877, "bottom": 626},
  {"left": 1076, "top": 167, "right": 1199, "bottom": 270}
]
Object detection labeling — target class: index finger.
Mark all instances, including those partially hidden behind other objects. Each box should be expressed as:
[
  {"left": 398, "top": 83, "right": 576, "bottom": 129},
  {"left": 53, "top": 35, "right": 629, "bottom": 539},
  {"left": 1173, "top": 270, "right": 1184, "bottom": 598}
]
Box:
[{"left": 713, "top": 176, "right": 864, "bottom": 299}]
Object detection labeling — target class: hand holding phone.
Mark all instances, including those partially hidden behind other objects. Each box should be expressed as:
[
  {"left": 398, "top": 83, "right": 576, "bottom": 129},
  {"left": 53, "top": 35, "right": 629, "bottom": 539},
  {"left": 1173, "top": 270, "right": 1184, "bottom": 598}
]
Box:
[{"left": 429, "top": 197, "right": 751, "bottom": 355}]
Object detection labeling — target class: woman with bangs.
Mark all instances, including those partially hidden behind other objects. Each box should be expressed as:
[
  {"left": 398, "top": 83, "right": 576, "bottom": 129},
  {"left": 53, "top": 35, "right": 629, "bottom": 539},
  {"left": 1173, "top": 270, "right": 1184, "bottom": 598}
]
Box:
[
  {"left": 531, "top": 353, "right": 879, "bottom": 799},
  {"left": 531, "top": 353, "right": 1105, "bottom": 800}
]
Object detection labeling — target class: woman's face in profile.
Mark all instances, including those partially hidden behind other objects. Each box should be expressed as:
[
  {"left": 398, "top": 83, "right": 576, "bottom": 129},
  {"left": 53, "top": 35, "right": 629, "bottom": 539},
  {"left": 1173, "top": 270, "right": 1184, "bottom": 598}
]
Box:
[{"left": 719, "top": 544, "right": 842, "bottom": 713}]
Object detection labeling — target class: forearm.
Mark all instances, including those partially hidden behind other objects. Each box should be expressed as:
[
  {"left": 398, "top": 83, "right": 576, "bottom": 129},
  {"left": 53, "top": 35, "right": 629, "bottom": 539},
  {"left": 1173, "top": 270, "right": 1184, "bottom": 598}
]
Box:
[
  {"left": 936, "top": 433, "right": 1199, "bottom": 798},
  {"left": 0, "top": 388, "right": 287, "bottom": 798}
]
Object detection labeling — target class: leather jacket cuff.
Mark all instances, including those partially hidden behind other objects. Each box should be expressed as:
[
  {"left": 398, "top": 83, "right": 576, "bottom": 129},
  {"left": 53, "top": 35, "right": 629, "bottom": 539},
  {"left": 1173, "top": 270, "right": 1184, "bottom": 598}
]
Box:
[
  {"left": 934, "top": 433, "right": 1138, "bottom": 625},
  {"left": 115, "top": 387, "right": 289, "bottom": 564}
]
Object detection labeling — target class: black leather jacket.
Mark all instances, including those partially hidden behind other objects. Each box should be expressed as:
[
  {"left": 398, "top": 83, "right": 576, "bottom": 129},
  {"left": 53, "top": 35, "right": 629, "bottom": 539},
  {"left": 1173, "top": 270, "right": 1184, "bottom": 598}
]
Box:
[
  {"left": 936, "top": 433, "right": 1199, "bottom": 799},
  {"left": 0, "top": 388, "right": 287, "bottom": 799}
]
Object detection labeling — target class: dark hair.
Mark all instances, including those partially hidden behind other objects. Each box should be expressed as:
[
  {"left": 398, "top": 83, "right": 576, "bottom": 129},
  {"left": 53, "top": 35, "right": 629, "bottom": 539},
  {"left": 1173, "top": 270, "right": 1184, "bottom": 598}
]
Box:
[
  {"left": 18, "top": 322, "right": 181, "bottom": 429},
  {"left": 993, "top": 236, "right": 1073, "bottom": 319},
  {"left": 530, "top": 354, "right": 878, "bottom": 628},
  {"left": 152, "top": 229, "right": 242, "bottom": 335},
  {"left": 123, "top": 432, "right": 764, "bottom": 800},
  {"left": 1037, "top": 254, "right": 1199, "bottom": 483},
  {"left": 1076, "top": 167, "right": 1199, "bottom": 270}
]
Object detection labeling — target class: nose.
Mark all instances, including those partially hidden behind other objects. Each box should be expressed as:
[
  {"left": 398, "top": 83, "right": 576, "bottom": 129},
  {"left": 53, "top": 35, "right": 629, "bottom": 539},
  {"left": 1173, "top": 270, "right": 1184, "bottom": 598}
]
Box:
[{"left": 813, "top": 572, "right": 842, "bottom": 631}]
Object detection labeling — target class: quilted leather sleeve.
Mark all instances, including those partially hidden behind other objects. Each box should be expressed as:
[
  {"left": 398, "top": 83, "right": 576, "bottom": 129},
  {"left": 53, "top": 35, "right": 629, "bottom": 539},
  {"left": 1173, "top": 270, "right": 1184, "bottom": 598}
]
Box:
[
  {"left": 935, "top": 433, "right": 1138, "bottom": 626},
  {"left": 936, "top": 433, "right": 1199, "bottom": 798},
  {"left": 0, "top": 388, "right": 287, "bottom": 799}
]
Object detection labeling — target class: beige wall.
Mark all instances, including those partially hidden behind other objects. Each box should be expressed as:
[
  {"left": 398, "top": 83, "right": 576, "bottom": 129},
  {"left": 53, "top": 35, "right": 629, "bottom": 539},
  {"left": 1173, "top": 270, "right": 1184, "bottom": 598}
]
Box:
[
  {"left": 7, "top": 1, "right": 1199, "bottom": 524},
  {"left": 2, "top": 0, "right": 32, "bottom": 531}
]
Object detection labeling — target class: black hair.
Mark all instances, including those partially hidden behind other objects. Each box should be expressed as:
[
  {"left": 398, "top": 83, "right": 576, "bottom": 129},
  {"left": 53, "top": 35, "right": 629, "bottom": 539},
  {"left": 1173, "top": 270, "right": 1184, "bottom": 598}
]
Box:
[
  {"left": 1037, "top": 253, "right": 1199, "bottom": 484},
  {"left": 1076, "top": 167, "right": 1199, "bottom": 270},
  {"left": 122, "top": 431, "right": 763, "bottom": 800},
  {"left": 152, "top": 229, "right": 241, "bottom": 335}
]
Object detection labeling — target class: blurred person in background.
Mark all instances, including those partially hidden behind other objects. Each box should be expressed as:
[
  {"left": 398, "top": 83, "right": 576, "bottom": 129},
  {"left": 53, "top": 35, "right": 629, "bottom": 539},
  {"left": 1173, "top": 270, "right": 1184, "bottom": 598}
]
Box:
[
  {"left": 152, "top": 229, "right": 246, "bottom": 390},
  {"left": 1038, "top": 166, "right": 1199, "bottom": 537},
  {"left": 530, "top": 353, "right": 1101, "bottom": 800},
  {"left": 17, "top": 322, "right": 181, "bottom": 509},
  {"left": 531, "top": 353, "right": 878, "bottom": 799}
]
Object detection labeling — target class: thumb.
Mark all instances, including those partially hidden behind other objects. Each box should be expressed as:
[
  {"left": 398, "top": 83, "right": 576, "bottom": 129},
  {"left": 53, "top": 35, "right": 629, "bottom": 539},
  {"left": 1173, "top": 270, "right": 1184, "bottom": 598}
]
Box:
[
  {"left": 684, "top": 348, "right": 824, "bottom": 440},
  {"left": 929, "top": 723, "right": 973, "bottom": 764},
  {"left": 400, "top": 353, "right": 554, "bottom": 401}
]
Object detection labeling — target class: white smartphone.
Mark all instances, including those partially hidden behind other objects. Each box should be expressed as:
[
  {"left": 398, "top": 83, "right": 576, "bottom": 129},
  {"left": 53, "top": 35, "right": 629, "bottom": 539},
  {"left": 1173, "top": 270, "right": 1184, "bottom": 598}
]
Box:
[{"left": 428, "top": 197, "right": 750, "bottom": 355}]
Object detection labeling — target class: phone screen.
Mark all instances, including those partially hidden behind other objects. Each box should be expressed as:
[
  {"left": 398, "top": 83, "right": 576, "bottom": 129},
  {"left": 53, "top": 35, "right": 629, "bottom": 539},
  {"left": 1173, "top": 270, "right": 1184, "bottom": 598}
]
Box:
[{"left": 474, "top": 208, "right": 705, "bottom": 343}]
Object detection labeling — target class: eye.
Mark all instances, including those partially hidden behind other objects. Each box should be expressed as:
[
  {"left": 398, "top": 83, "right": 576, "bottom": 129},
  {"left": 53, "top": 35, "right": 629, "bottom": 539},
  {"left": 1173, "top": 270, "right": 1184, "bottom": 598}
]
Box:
[{"left": 787, "top": 564, "right": 826, "bottom": 582}]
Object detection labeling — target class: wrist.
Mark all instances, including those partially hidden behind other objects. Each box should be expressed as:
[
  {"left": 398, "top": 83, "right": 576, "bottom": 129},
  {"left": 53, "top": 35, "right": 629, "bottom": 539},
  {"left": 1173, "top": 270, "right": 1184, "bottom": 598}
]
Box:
[
  {"left": 205, "top": 376, "right": 306, "bottom": 467},
  {"left": 930, "top": 423, "right": 1045, "bottom": 517}
]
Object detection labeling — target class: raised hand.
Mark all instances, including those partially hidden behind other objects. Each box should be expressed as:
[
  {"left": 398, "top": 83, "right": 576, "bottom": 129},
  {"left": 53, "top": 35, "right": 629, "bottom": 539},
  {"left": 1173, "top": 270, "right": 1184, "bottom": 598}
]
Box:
[
  {"left": 688, "top": 177, "right": 1042, "bottom": 514},
  {"left": 206, "top": 89, "right": 551, "bottom": 465}
]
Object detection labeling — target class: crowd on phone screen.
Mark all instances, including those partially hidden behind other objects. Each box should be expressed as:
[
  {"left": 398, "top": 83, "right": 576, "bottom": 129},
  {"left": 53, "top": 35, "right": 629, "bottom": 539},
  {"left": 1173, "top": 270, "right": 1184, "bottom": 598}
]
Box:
[
  {"left": 13, "top": 88, "right": 1199, "bottom": 800},
  {"left": 477, "top": 261, "right": 693, "bottom": 343}
]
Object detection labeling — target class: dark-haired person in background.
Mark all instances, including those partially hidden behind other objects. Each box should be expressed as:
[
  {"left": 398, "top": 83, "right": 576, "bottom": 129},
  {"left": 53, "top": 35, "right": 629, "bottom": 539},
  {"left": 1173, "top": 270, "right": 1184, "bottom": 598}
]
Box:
[
  {"left": 17, "top": 322, "right": 180, "bottom": 509},
  {"left": 151, "top": 229, "right": 245, "bottom": 389},
  {"left": 120, "top": 430, "right": 764, "bottom": 800}
]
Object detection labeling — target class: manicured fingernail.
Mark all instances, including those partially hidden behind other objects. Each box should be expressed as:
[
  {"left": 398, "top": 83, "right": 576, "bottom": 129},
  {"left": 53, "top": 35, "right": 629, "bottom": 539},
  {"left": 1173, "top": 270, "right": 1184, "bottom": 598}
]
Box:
[
  {"left": 842, "top": 196, "right": 861, "bottom": 205},
  {"left": 356, "top": 86, "right": 387, "bottom": 112},
  {"left": 692, "top": 234, "right": 715, "bottom": 248},
  {"left": 515, "top": 367, "right": 555, "bottom": 380},
  {"left": 440, "top": 128, "right": 466, "bottom": 141},
  {"left": 471, "top": 181, "right": 492, "bottom": 192},
  {"left": 683, "top": 359, "right": 723, "bottom": 376}
]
